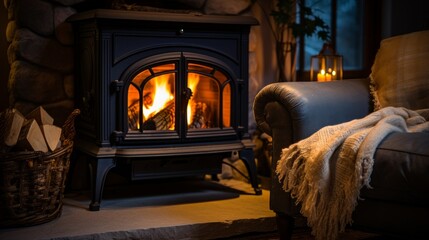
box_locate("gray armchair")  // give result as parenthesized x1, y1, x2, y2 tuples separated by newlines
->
(253, 78, 429, 239)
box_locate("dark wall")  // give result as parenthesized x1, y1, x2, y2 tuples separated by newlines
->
(381, 0, 429, 39)
(0, 5, 9, 112)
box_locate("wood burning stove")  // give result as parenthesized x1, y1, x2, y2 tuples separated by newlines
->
(69, 9, 260, 211)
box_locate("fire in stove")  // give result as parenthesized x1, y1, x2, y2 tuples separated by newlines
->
(127, 63, 231, 131)
(186, 73, 203, 128)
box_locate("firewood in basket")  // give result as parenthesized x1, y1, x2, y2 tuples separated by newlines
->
(26, 106, 54, 125)
(15, 119, 48, 153)
(0, 108, 25, 149)
(40, 124, 62, 151)
(142, 101, 175, 130)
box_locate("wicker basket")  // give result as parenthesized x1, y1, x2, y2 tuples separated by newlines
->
(0, 109, 80, 227)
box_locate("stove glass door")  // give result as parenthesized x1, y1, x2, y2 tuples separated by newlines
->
(128, 63, 176, 131)
(126, 59, 232, 135)
(187, 63, 231, 129)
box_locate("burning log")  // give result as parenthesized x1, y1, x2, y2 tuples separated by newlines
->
(189, 102, 209, 129)
(142, 101, 175, 130)
(143, 92, 153, 109)
(128, 99, 140, 130)
(128, 92, 155, 130)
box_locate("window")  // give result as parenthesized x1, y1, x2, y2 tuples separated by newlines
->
(297, 0, 380, 80)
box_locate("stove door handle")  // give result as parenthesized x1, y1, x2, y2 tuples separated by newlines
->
(182, 87, 193, 101)
(181, 87, 193, 114)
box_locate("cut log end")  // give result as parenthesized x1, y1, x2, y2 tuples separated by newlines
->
(16, 119, 48, 153)
(1, 108, 67, 154)
(41, 124, 62, 152)
(1, 108, 25, 147)
(26, 106, 54, 126)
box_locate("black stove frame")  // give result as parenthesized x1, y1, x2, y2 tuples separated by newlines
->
(70, 9, 260, 211)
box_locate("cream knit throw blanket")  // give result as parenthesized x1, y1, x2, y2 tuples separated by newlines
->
(276, 107, 429, 240)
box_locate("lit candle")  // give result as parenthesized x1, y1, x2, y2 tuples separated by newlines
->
(325, 73, 332, 81)
(317, 69, 326, 82)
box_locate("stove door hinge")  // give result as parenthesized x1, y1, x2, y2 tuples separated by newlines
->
(111, 130, 124, 144)
(111, 80, 124, 92)
(237, 78, 244, 87)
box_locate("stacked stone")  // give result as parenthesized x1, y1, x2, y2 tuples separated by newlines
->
(247, 1, 279, 131)
(4, 0, 83, 124)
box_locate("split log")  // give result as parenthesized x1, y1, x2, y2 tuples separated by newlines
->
(189, 102, 209, 129)
(128, 99, 140, 130)
(0, 108, 25, 149)
(143, 92, 153, 109)
(26, 106, 54, 125)
(142, 101, 175, 130)
(16, 119, 48, 153)
(41, 124, 62, 151)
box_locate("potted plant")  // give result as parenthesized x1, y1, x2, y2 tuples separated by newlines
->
(255, 0, 330, 82)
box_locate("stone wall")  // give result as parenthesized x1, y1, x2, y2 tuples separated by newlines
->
(3, 0, 270, 128)
(5, 0, 83, 124)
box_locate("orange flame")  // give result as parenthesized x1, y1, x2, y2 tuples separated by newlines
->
(187, 73, 200, 125)
(143, 74, 174, 121)
(129, 73, 203, 130)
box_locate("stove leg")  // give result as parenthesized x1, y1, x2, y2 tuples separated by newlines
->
(239, 148, 262, 195)
(88, 157, 116, 211)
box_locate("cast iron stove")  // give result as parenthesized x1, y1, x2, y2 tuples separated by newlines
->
(69, 9, 260, 211)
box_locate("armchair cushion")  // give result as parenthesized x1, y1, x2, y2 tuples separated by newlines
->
(370, 30, 429, 111)
(360, 132, 429, 205)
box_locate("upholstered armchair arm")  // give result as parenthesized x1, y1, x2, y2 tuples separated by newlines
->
(253, 78, 373, 143)
(253, 78, 373, 215)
